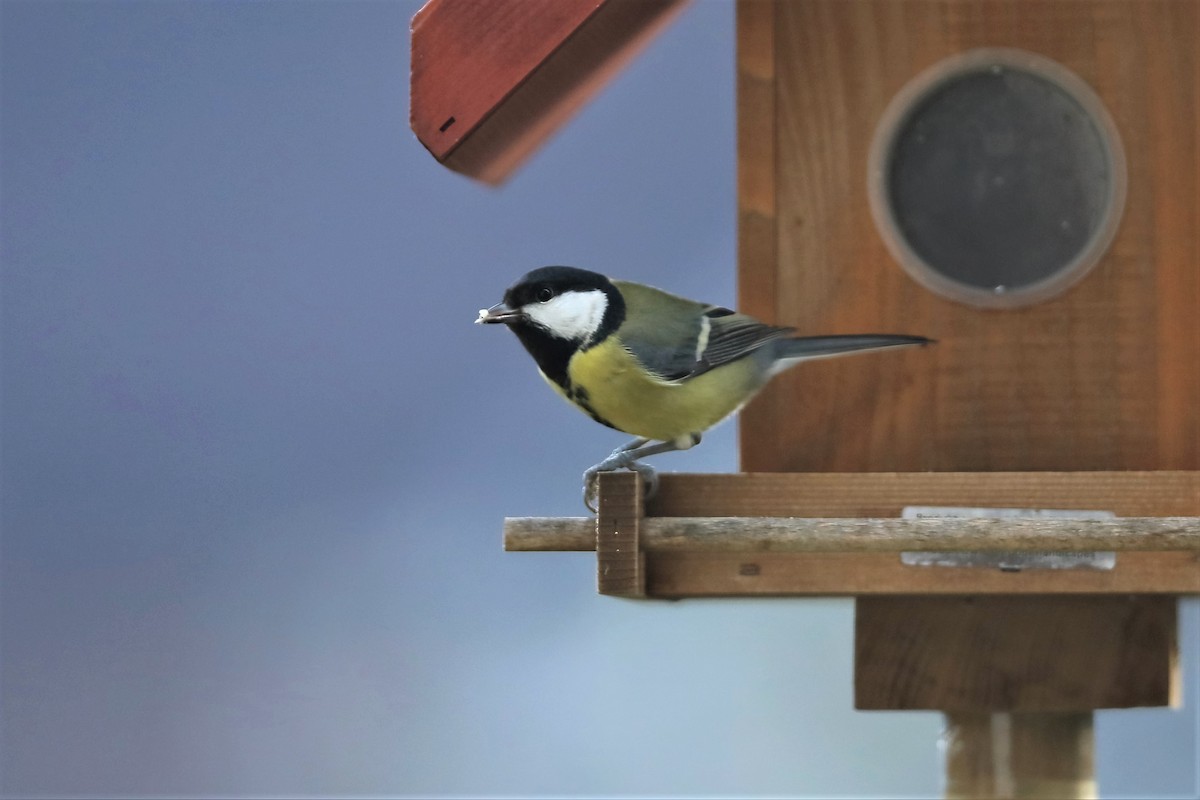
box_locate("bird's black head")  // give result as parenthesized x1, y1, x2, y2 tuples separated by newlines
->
(478, 266, 625, 344)
(476, 266, 626, 389)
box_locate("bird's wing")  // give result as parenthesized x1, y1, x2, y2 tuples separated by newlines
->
(612, 281, 793, 382)
(691, 307, 794, 378)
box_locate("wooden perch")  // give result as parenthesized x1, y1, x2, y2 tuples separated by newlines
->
(505, 515, 1200, 553)
(504, 472, 1200, 597)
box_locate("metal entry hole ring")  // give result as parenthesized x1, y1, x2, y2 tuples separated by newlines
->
(868, 48, 1127, 310)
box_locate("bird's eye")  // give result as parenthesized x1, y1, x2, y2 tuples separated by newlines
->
(536, 287, 554, 303)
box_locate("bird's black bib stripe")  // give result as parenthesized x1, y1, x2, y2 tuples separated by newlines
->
(565, 384, 619, 431)
(510, 325, 575, 391)
(509, 324, 620, 431)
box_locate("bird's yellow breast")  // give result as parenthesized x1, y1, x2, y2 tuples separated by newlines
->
(555, 337, 763, 441)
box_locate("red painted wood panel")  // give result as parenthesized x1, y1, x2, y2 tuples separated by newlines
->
(410, 0, 687, 183)
(411, 0, 602, 159)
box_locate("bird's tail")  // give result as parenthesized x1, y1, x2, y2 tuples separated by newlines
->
(768, 334, 932, 376)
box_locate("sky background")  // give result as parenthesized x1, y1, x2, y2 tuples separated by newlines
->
(2, 1, 1196, 797)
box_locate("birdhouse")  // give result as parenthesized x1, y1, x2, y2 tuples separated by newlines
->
(730, 5, 1199, 792)
(413, 1, 1199, 796)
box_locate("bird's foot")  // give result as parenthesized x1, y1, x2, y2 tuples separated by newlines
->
(582, 456, 659, 513)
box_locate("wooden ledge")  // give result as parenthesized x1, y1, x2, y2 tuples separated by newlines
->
(504, 471, 1200, 597)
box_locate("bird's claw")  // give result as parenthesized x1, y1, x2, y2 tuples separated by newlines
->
(582, 459, 659, 513)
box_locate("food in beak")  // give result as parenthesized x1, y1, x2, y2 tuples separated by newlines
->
(475, 304, 520, 325)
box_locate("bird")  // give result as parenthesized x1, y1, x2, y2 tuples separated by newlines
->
(477, 266, 932, 510)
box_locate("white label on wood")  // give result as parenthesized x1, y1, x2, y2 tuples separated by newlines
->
(900, 506, 1117, 571)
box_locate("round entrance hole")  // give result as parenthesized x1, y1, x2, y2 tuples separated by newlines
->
(868, 49, 1126, 309)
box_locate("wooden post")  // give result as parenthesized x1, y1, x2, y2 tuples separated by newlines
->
(943, 713, 1095, 799)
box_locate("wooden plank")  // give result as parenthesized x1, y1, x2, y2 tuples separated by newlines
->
(736, 0, 777, 309)
(646, 471, 1200, 518)
(595, 471, 645, 597)
(743, 0, 1199, 474)
(506, 515, 1200, 553)
(736, 0, 785, 454)
(410, 0, 688, 183)
(854, 595, 1179, 711)
(943, 713, 1096, 799)
(736, 0, 775, 230)
(644, 551, 1200, 596)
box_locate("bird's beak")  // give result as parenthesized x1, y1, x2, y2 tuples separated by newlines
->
(475, 302, 522, 325)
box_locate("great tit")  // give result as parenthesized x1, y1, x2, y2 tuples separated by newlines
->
(477, 266, 931, 509)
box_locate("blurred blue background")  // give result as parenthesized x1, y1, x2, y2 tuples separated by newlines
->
(1, 1, 1195, 797)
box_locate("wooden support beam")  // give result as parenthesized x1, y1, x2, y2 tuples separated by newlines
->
(855, 595, 1179, 711)
(595, 471, 645, 597)
(410, 0, 688, 183)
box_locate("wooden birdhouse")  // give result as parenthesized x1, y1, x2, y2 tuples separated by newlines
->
(413, 1, 1200, 796)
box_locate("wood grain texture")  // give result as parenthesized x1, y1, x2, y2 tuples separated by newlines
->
(410, 0, 687, 183)
(645, 471, 1200, 518)
(854, 595, 1179, 711)
(737, 0, 778, 359)
(738, 0, 1200, 474)
(507, 515, 1200, 553)
(644, 551, 1199, 596)
(595, 471, 645, 597)
(943, 713, 1096, 799)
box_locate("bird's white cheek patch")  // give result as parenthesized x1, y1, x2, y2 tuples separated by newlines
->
(524, 290, 608, 342)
